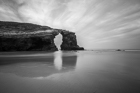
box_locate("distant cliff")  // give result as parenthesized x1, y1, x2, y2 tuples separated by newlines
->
(0, 21, 84, 51)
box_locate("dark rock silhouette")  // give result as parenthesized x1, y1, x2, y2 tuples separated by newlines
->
(0, 21, 84, 51)
(59, 30, 84, 50)
(116, 49, 125, 51)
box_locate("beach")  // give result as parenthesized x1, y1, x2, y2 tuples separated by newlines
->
(0, 50, 140, 93)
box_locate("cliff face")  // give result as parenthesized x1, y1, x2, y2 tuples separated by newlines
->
(0, 21, 84, 51)
(0, 21, 59, 51)
(59, 30, 84, 50)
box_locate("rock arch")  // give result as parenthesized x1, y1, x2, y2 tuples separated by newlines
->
(0, 21, 84, 51)
(58, 30, 84, 50)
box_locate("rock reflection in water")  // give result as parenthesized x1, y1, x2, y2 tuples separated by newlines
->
(54, 51, 77, 71)
(54, 51, 63, 70)
(0, 51, 77, 78)
(0, 51, 140, 93)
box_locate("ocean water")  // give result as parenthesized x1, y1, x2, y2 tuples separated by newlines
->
(0, 50, 140, 93)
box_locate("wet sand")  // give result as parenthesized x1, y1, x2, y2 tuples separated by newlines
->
(0, 51, 140, 93)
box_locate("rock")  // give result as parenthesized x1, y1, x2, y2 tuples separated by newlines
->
(0, 21, 59, 51)
(116, 49, 125, 51)
(58, 30, 84, 51)
(0, 21, 84, 51)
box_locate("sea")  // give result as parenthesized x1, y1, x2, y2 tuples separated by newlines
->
(0, 50, 140, 93)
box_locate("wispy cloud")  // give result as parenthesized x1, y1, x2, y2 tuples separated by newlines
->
(0, 0, 140, 49)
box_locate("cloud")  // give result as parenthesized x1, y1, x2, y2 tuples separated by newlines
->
(0, 0, 140, 49)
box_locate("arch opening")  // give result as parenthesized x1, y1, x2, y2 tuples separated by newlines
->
(54, 33, 63, 50)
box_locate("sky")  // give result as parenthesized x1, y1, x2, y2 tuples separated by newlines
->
(0, 0, 140, 49)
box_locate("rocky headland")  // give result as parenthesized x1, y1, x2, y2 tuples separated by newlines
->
(0, 21, 84, 51)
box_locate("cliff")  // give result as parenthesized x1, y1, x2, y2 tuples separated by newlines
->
(0, 21, 84, 51)
(59, 30, 84, 50)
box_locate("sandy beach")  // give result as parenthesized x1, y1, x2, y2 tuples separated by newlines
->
(0, 51, 140, 93)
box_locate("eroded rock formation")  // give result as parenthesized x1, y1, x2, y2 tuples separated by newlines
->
(59, 30, 84, 50)
(0, 21, 84, 51)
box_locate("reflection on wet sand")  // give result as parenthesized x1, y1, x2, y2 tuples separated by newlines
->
(0, 51, 140, 93)
(54, 51, 63, 70)
(0, 51, 77, 78)
(54, 51, 77, 71)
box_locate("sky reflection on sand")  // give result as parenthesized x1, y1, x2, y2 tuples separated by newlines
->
(0, 51, 77, 78)
(0, 51, 140, 93)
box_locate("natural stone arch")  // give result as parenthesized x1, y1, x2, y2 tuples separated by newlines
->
(59, 30, 84, 50)
(54, 30, 84, 51)
(0, 21, 84, 51)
